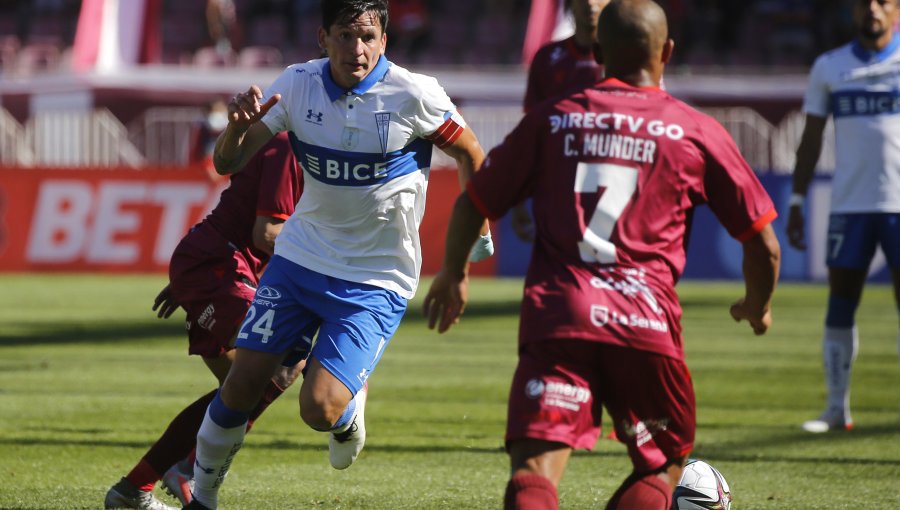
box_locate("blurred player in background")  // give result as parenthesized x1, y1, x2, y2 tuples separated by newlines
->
(424, 1, 781, 508)
(788, 0, 900, 434)
(513, 0, 610, 242)
(184, 1, 492, 508)
(104, 132, 304, 510)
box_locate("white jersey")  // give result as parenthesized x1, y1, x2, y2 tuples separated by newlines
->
(261, 57, 466, 298)
(803, 36, 900, 213)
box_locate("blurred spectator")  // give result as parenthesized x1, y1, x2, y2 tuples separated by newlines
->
(389, 0, 430, 63)
(812, 0, 855, 55)
(190, 98, 230, 181)
(243, 0, 315, 45)
(14, 0, 77, 45)
(714, 0, 749, 65)
(207, 0, 241, 54)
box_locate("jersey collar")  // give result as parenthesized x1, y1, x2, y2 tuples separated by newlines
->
(322, 55, 391, 102)
(851, 33, 900, 63)
(601, 77, 663, 93)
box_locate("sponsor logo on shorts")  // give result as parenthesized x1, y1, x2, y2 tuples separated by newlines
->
(198, 303, 216, 331)
(525, 378, 545, 399)
(257, 286, 282, 299)
(621, 418, 670, 447)
(529, 380, 591, 412)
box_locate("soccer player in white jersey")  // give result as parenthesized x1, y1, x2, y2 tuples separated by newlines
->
(788, 0, 900, 433)
(182, 1, 492, 508)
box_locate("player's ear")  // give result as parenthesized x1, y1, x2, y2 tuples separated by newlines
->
(317, 26, 327, 54)
(661, 39, 674, 65)
(381, 32, 387, 54)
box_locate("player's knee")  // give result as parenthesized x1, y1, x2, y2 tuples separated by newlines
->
(825, 294, 859, 328)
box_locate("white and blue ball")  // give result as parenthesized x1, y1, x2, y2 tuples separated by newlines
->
(671, 459, 732, 510)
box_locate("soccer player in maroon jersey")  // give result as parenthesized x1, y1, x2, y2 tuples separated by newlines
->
(423, 1, 781, 509)
(513, 0, 610, 241)
(104, 132, 305, 510)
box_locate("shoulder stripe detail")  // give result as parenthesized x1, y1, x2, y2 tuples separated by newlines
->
(736, 208, 778, 242)
(426, 117, 464, 149)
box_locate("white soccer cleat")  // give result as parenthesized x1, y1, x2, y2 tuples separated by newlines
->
(802, 408, 853, 433)
(104, 478, 179, 510)
(161, 458, 194, 506)
(329, 385, 367, 470)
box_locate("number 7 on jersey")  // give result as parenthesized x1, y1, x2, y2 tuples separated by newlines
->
(575, 162, 638, 264)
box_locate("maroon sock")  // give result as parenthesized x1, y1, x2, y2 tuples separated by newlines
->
(606, 473, 671, 510)
(124, 460, 159, 492)
(136, 388, 218, 481)
(504, 474, 558, 510)
(245, 379, 287, 431)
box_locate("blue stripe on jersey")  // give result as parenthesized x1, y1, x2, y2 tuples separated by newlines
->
(831, 89, 900, 118)
(289, 133, 433, 187)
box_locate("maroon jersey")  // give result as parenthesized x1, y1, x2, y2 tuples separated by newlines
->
(524, 36, 604, 113)
(468, 78, 776, 360)
(200, 131, 303, 275)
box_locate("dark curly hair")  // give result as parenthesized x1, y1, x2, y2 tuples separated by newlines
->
(322, 0, 389, 33)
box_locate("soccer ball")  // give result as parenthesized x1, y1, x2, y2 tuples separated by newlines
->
(671, 459, 732, 510)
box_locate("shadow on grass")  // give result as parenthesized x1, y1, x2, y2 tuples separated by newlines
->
(691, 421, 900, 467)
(0, 321, 183, 347)
(2, 300, 522, 346)
(401, 299, 522, 324)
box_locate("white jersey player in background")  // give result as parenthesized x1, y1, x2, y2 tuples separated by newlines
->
(788, 0, 900, 433)
(182, 1, 492, 508)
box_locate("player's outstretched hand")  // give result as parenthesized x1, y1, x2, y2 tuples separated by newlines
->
(423, 270, 469, 334)
(152, 283, 180, 319)
(729, 297, 771, 336)
(227, 86, 280, 131)
(786, 205, 806, 251)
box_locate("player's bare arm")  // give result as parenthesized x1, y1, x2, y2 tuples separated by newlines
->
(439, 128, 490, 237)
(423, 193, 486, 333)
(730, 224, 781, 335)
(252, 215, 287, 256)
(787, 114, 827, 250)
(152, 283, 180, 319)
(213, 85, 279, 175)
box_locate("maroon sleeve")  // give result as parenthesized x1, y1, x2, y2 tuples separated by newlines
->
(256, 134, 300, 220)
(523, 46, 548, 113)
(467, 111, 542, 220)
(698, 114, 777, 241)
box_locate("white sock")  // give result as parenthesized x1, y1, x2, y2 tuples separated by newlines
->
(822, 326, 858, 416)
(192, 408, 247, 509)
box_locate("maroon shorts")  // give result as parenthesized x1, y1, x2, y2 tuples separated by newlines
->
(506, 340, 695, 472)
(168, 227, 259, 358)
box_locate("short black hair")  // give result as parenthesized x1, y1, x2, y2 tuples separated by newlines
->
(322, 0, 389, 33)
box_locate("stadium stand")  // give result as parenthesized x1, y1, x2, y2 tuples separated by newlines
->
(0, 0, 845, 170)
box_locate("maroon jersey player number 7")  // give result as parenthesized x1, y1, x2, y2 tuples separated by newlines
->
(471, 78, 777, 360)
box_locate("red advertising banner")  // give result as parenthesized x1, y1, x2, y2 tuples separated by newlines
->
(0, 166, 495, 276)
(0, 166, 226, 272)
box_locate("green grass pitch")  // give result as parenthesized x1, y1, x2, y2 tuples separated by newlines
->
(0, 274, 898, 509)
